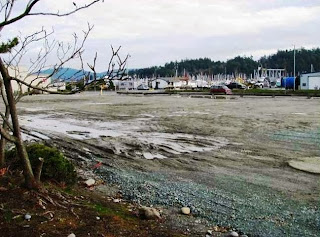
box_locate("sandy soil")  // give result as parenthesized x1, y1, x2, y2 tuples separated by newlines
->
(17, 92, 320, 236)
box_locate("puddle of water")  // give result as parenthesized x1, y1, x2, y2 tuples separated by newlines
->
(170, 111, 210, 117)
(143, 152, 167, 160)
(193, 111, 210, 115)
(22, 131, 50, 141)
(139, 114, 156, 118)
(291, 113, 307, 116)
(87, 102, 114, 105)
(22, 107, 52, 112)
(20, 115, 125, 139)
(21, 114, 229, 158)
(29, 131, 50, 140)
(22, 133, 39, 141)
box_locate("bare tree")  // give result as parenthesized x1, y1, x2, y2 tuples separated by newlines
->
(0, 0, 128, 189)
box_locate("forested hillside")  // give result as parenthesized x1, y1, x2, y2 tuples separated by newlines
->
(130, 48, 320, 78)
(260, 48, 320, 75)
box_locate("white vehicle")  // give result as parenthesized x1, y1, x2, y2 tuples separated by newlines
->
(137, 84, 149, 90)
(254, 79, 270, 88)
(254, 82, 264, 88)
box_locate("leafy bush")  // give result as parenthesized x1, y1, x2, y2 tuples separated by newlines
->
(7, 143, 77, 185)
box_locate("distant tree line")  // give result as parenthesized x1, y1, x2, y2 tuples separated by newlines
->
(260, 48, 320, 76)
(130, 48, 320, 78)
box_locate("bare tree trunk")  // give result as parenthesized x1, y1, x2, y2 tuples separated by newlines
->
(0, 138, 6, 167)
(0, 106, 10, 167)
(0, 58, 38, 189)
(0, 137, 6, 167)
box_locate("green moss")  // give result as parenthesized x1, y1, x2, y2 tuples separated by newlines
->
(92, 203, 136, 221)
(6, 143, 77, 185)
(27, 144, 77, 184)
(93, 203, 113, 215)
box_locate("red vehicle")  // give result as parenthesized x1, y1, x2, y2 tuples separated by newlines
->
(210, 85, 232, 95)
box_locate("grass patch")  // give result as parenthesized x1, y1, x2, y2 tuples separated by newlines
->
(91, 203, 136, 221)
(165, 89, 210, 93)
(233, 89, 320, 96)
(165, 88, 320, 96)
(3, 210, 14, 223)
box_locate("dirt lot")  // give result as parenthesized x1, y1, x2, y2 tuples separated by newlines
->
(17, 92, 320, 236)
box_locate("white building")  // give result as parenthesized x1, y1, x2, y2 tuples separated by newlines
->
(118, 80, 136, 90)
(163, 77, 188, 89)
(8, 66, 52, 94)
(150, 78, 168, 89)
(300, 72, 320, 90)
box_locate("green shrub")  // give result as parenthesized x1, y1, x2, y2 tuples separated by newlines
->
(7, 143, 77, 185)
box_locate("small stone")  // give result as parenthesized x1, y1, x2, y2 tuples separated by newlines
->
(96, 216, 100, 220)
(240, 235, 248, 237)
(226, 231, 239, 237)
(24, 214, 31, 221)
(139, 206, 161, 220)
(0, 187, 8, 191)
(68, 234, 76, 237)
(181, 207, 191, 215)
(206, 229, 213, 235)
(113, 198, 121, 203)
(84, 179, 95, 187)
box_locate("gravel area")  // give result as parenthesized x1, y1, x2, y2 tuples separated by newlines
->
(17, 92, 320, 236)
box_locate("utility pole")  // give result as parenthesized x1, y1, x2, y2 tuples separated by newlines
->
(175, 62, 178, 77)
(293, 45, 296, 91)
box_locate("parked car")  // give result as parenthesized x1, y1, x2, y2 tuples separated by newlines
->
(210, 85, 232, 95)
(254, 82, 264, 88)
(254, 80, 270, 88)
(226, 82, 247, 89)
(137, 84, 149, 90)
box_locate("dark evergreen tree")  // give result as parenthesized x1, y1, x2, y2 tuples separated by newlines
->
(130, 48, 320, 77)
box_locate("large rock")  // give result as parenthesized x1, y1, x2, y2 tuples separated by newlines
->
(226, 231, 239, 237)
(139, 206, 161, 220)
(181, 207, 191, 215)
(84, 178, 95, 187)
(288, 157, 320, 174)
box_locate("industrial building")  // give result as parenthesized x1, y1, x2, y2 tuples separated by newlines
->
(300, 72, 320, 90)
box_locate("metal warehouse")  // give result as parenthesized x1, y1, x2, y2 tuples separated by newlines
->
(300, 72, 320, 90)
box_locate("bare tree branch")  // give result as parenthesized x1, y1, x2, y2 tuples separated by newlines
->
(0, 0, 40, 30)
(29, 0, 101, 17)
(0, 0, 101, 30)
(0, 125, 16, 143)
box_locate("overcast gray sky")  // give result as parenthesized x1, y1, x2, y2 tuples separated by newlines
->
(3, 0, 320, 70)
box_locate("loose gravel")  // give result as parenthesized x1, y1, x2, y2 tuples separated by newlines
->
(97, 166, 320, 237)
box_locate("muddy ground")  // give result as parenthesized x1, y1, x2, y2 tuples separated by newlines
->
(17, 92, 320, 236)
